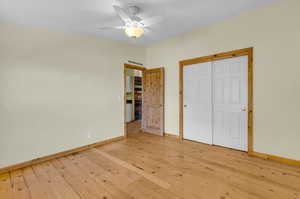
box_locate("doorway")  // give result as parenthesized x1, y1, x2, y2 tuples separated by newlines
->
(179, 48, 253, 152)
(124, 64, 145, 136)
(124, 64, 165, 137)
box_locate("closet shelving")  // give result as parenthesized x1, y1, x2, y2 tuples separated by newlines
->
(134, 76, 142, 120)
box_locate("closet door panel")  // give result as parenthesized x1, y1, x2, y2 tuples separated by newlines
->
(183, 62, 212, 144)
(212, 56, 248, 151)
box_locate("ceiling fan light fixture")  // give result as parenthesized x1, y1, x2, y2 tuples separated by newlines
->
(124, 26, 144, 38)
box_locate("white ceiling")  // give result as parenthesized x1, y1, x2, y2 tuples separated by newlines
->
(0, 0, 277, 46)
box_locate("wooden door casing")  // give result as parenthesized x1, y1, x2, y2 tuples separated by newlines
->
(142, 68, 164, 136)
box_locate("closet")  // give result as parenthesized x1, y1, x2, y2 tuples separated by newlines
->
(183, 55, 248, 151)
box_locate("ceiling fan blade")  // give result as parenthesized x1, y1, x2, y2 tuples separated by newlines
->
(131, 15, 142, 22)
(144, 27, 157, 36)
(114, 0, 128, 8)
(143, 28, 159, 42)
(98, 26, 125, 30)
(140, 16, 163, 27)
(113, 5, 132, 24)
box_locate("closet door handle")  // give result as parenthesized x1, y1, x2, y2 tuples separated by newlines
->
(184, 105, 188, 108)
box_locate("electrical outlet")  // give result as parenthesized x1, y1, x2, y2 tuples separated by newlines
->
(87, 132, 91, 139)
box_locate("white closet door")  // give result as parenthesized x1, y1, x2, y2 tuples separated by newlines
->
(212, 56, 248, 151)
(183, 62, 212, 144)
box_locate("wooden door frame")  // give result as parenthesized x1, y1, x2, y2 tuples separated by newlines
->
(179, 47, 253, 153)
(124, 64, 146, 137)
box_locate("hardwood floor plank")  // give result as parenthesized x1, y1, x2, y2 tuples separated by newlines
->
(51, 157, 116, 199)
(72, 152, 181, 199)
(82, 150, 182, 199)
(10, 170, 31, 199)
(126, 178, 179, 199)
(67, 154, 134, 199)
(30, 165, 63, 199)
(32, 162, 81, 199)
(82, 150, 142, 187)
(98, 142, 185, 190)
(0, 173, 13, 199)
(22, 167, 49, 199)
(76, 151, 164, 199)
(93, 148, 171, 189)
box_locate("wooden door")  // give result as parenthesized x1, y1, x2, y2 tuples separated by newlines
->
(183, 62, 213, 144)
(212, 56, 248, 151)
(142, 68, 164, 136)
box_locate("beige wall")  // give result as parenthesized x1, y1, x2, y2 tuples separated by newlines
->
(146, 0, 300, 160)
(0, 23, 145, 168)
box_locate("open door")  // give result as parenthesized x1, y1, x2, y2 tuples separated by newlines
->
(142, 68, 165, 136)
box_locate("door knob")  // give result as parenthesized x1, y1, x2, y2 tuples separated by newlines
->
(241, 108, 247, 111)
(184, 105, 187, 108)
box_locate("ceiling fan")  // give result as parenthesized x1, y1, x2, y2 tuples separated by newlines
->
(99, 3, 162, 39)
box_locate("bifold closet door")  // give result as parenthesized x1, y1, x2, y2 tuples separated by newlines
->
(212, 56, 248, 151)
(183, 62, 212, 144)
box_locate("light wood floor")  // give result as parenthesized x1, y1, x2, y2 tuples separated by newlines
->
(1, 128, 300, 198)
(126, 120, 142, 135)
